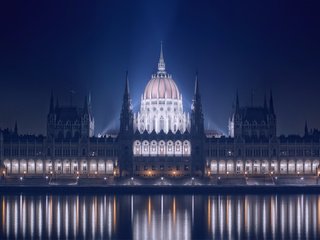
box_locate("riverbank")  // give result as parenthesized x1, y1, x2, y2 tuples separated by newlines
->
(1, 175, 320, 194)
(1, 184, 320, 194)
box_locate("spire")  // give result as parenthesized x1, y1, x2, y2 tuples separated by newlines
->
(124, 70, 129, 96)
(55, 97, 59, 111)
(120, 71, 133, 135)
(264, 92, 268, 109)
(194, 71, 199, 96)
(49, 90, 54, 113)
(14, 121, 18, 135)
(236, 90, 240, 111)
(191, 71, 204, 136)
(83, 95, 89, 114)
(304, 121, 309, 136)
(269, 90, 275, 114)
(158, 41, 166, 72)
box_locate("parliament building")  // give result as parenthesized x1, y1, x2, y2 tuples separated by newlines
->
(1, 45, 320, 179)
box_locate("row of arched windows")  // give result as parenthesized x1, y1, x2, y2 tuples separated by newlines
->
(133, 140, 191, 156)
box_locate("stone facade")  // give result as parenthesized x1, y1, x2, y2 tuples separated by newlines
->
(1, 46, 320, 178)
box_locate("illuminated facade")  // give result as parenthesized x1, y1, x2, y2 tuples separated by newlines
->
(0, 45, 320, 179)
(133, 44, 190, 134)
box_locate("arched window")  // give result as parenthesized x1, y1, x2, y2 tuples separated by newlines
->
(167, 141, 174, 156)
(159, 140, 166, 156)
(142, 141, 150, 156)
(183, 140, 191, 156)
(160, 117, 164, 131)
(133, 140, 142, 156)
(175, 141, 182, 156)
(150, 140, 157, 156)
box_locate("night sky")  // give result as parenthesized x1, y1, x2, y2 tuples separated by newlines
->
(0, 0, 319, 136)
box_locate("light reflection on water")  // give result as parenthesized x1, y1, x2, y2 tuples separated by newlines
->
(0, 194, 320, 239)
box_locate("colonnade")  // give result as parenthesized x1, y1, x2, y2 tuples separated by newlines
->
(3, 159, 116, 175)
(209, 159, 320, 175)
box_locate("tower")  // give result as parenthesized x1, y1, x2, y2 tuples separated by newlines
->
(190, 72, 205, 176)
(81, 95, 94, 138)
(269, 90, 277, 138)
(47, 91, 56, 139)
(191, 72, 204, 136)
(118, 72, 134, 176)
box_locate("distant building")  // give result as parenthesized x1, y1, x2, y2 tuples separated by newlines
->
(1, 45, 320, 178)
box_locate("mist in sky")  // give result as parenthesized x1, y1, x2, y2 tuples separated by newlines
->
(0, 0, 319, 136)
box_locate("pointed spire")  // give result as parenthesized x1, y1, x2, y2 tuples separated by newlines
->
(124, 70, 130, 96)
(88, 92, 92, 105)
(304, 121, 309, 136)
(158, 41, 166, 72)
(264, 92, 268, 109)
(84, 95, 89, 114)
(49, 90, 54, 113)
(269, 90, 275, 114)
(236, 90, 240, 111)
(194, 71, 199, 96)
(14, 121, 18, 135)
(55, 98, 59, 111)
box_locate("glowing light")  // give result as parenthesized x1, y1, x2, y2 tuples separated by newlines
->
(131, 177, 134, 181)
(161, 177, 164, 181)
(20, 177, 23, 181)
(45, 176, 48, 179)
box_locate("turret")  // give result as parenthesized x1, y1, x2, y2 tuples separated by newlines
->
(14, 121, 18, 135)
(119, 71, 133, 135)
(118, 71, 134, 177)
(190, 72, 205, 176)
(191, 72, 204, 136)
(304, 121, 309, 137)
(157, 41, 166, 73)
(49, 91, 54, 114)
(269, 90, 275, 115)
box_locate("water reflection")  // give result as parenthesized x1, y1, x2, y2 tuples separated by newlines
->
(0, 194, 320, 239)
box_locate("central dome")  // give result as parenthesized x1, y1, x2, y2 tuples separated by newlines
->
(134, 43, 190, 134)
(143, 43, 180, 100)
(143, 75, 180, 100)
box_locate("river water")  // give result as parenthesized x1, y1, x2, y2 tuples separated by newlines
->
(0, 193, 319, 239)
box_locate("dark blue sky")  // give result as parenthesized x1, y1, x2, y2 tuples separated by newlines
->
(0, 0, 319, 135)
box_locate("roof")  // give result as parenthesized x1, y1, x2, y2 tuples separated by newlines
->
(55, 107, 83, 122)
(238, 107, 269, 123)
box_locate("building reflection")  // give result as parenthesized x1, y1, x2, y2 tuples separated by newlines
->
(0, 194, 320, 239)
